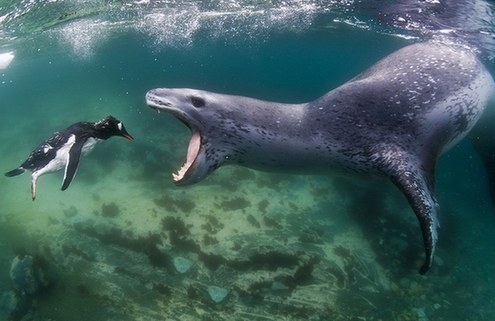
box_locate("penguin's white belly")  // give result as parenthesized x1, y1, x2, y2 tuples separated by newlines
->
(33, 135, 76, 178)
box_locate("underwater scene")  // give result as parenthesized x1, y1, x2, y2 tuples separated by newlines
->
(1, 1, 495, 320)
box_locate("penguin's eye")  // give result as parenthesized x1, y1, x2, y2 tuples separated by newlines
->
(190, 96, 205, 108)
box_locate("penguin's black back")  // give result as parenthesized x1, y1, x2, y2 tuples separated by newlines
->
(20, 122, 95, 171)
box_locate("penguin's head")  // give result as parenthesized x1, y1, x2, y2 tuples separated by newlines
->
(95, 116, 134, 140)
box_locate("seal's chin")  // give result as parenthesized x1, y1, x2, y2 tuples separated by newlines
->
(173, 129, 201, 184)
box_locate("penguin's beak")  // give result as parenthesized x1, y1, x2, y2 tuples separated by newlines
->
(123, 133, 134, 140)
(121, 126, 134, 141)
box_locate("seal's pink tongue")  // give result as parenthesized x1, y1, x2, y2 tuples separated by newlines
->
(173, 130, 200, 182)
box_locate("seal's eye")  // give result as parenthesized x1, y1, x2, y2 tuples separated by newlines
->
(191, 96, 205, 108)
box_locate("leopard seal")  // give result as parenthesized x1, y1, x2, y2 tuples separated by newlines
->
(146, 41, 495, 274)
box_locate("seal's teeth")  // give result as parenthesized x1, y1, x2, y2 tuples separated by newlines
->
(172, 163, 188, 182)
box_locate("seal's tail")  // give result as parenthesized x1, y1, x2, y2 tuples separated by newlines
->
(5, 167, 25, 177)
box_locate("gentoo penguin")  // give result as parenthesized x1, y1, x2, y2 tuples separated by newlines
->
(5, 115, 133, 200)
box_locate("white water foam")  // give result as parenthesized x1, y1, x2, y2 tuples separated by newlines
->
(56, 19, 113, 59)
(136, 5, 201, 48)
(53, 0, 326, 57)
(0, 52, 15, 69)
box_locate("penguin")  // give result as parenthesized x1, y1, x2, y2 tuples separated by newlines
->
(5, 115, 133, 200)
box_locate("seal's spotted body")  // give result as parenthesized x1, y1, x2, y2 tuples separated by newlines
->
(146, 42, 495, 274)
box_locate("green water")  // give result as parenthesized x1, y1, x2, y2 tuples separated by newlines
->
(1, 1, 495, 320)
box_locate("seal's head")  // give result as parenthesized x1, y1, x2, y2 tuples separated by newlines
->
(146, 88, 233, 185)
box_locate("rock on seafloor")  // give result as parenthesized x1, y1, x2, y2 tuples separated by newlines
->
(9, 254, 52, 295)
(207, 286, 229, 304)
(2, 253, 54, 320)
(173, 256, 193, 274)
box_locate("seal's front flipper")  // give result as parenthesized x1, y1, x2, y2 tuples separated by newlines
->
(381, 151, 440, 274)
(61, 139, 85, 191)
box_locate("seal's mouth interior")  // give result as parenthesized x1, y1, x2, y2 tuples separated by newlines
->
(173, 127, 201, 183)
(146, 90, 202, 184)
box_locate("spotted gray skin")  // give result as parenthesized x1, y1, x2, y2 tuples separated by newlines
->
(146, 42, 495, 274)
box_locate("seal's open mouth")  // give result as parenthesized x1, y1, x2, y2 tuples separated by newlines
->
(146, 90, 203, 185)
(173, 129, 200, 183)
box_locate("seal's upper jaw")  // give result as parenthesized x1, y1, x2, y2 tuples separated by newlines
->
(146, 89, 180, 114)
(145, 88, 209, 185)
(146, 88, 204, 125)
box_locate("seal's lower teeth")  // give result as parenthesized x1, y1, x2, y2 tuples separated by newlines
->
(172, 163, 188, 182)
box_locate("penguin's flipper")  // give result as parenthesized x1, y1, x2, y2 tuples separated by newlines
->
(61, 139, 85, 191)
(5, 167, 25, 177)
